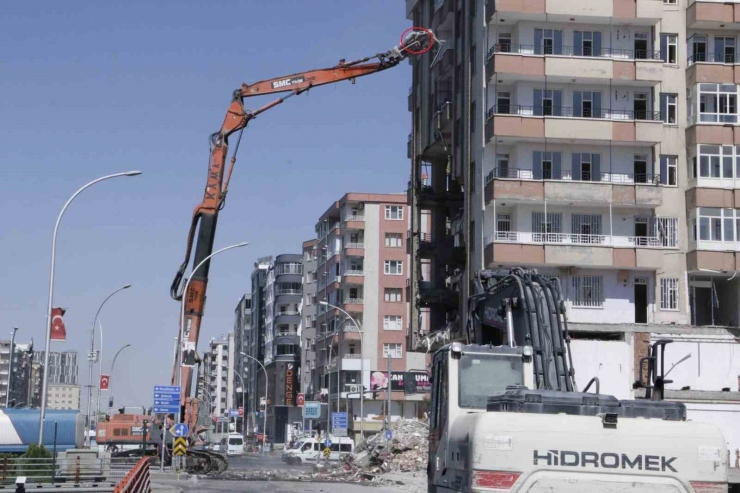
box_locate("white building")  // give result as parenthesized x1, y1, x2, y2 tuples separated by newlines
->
(46, 383, 80, 410)
(206, 334, 234, 418)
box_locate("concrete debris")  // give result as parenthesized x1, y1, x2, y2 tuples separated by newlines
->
(350, 419, 429, 474)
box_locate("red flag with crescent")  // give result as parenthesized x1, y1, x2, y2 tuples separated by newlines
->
(100, 374, 110, 391)
(50, 307, 67, 341)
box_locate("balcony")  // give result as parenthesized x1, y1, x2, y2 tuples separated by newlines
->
(344, 242, 365, 257)
(342, 270, 364, 285)
(487, 0, 662, 24)
(418, 183, 464, 207)
(485, 167, 663, 206)
(687, 0, 740, 30)
(344, 215, 365, 230)
(487, 45, 663, 84)
(486, 105, 663, 145)
(487, 232, 673, 249)
(343, 298, 364, 314)
(687, 54, 740, 86)
(435, 101, 453, 132)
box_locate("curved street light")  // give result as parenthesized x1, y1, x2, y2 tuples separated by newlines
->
(319, 301, 366, 438)
(107, 343, 132, 414)
(39, 170, 142, 445)
(177, 243, 250, 408)
(86, 285, 131, 445)
(240, 352, 267, 456)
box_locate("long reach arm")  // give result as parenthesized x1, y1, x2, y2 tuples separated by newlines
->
(169, 32, 436, 418)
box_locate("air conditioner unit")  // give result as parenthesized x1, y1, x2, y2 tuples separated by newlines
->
(345, 384, 361, 394)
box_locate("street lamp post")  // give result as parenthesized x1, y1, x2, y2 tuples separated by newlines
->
(86, 284, 131, 446)
(234, 372, 246, 438)
(240, 352, 267, 456)
(39, 170, 142, 445)
(177, 242, 250, 399)
(319, 301, 365, 438)
(107, 343, 132, 414)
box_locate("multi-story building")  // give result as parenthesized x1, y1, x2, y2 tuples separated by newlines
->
(205, 334, 234, 419)
(232, 293, 252, 430)
(0, 340, 35, 408)
(34, 351, 79, 385)
(246, 259, 270, 434)
(406, 0, 740, 453)
(263, 254, 302, 444)
(311, 193, 427, 439)
(301, 240, 319, 397)
(46, 383, 80, 410)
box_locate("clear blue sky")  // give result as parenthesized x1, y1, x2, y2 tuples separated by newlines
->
(0, 1, 412, 408)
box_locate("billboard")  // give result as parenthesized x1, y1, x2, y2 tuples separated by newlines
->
(369, 371, 430, 393)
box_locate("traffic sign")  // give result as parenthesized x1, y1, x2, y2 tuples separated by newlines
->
(170, 423, 188, 437)
(323, 438, 332, 448)
(385, 430, 393, 440)
(302, 401, 321, 419)
(173, 437, 187, 456)
(153, 385, 181, 414)
(154, 386, 181, 393)
(228, 409, 239, 418)
(154, 399, 179, 406)
(153, 406, 180, 414)
(331, 412, 348, 428)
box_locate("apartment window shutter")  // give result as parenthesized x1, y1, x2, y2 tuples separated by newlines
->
(554, 30, 563, 55)
(534, 29, 543, 55)
(660, 34, 668, 62)
(534, 89, 543, 116)
(573, 91, 582, 117)
(660, 94, 668, 123)
(660, 155, 668, 185)
(553, 90, 562, 116)
(594, 32, 602, 57)
(593, 92, 602, 118)
(574, 31, 582, 56)
(572, 153, 581, 181)
(553, 152, 562, 180)
(533, 151, 543, 180)
(592, 154, 601, 182)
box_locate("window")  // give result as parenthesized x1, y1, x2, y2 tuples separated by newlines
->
(385, 205, 403, 220)
(535, 29, 563, 55)
(571, 214, 603, 243)
(694, 145, 740, 181)
(572, 276, 603, 308)
(691, 83, 739, 124)
(383, 315, 403, 331)
(660, 155, 678, 186)
(574, 31, 601, 57)
(696, 208, 738, 243)
(661, 34, 678, 64)
(660, 278, 679, 311)
(383, 343, 403, 359)
(385, 233, 403, 247)
(660, 93, 677, 124)
(384, 260, 403, 275)
(498, 33, 511, 53)
(716, 36, 736, 64)
(655, 217, 679, 247)
(663, 0, 677, 4)
(384, 288, 402, 303)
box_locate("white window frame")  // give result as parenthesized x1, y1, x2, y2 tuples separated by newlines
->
(383, 315, 403, 331)
(666, 94, 677, 124)
(660, 278, 679, 311)
(693, 144, 740, 185)
(382, 343, 403, 359)
(695, 207, 737, 244)
(385, 233, 403, 247)
(384, 288, 402, 303)
(694, 83, 739, 124)
(384, 260, 403, 275)
(667, 34, 678, 64)
(665, 155, 677, 186)
(571, 276, 604, 308)
(385, 205, 404, 220)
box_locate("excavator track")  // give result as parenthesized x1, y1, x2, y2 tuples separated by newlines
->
(186, 449, 229, 475)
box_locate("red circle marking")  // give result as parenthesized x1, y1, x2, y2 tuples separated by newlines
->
(401, 27, 434, 56)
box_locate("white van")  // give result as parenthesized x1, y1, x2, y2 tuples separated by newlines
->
(282, 436, 353, 464)
(220, 433, 244, 456)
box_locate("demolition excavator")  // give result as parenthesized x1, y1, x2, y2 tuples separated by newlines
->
(425, 268, 728, 492)
(163, 30, 437, 474)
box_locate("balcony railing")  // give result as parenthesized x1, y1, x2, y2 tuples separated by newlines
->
(487, 105, 661, 122)
(489, 43, 662, 61)
(343, 354, 363, 360)
(344, 298, 364, 304)
(688, 53, 740, 65)
(486, 232, 674, 248)
(485, 167, 660, 185)
(344, 270, 364, 276)
(345, 215, 365, 222)
(274, 289, 302, 296)
(343, 325, 360, 333)
(345, 243, 365, 249)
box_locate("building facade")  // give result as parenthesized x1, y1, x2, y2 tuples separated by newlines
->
(263, 254, 303, 444)
(232, 293, 252, 431)
(0, 340, 35, 408)
(246, 259, 270, 433)
(406, 0, 740, 455)
(310, 193, 427, 438)
(34, 351, 79, 385)
(46, 383, 80, 410)
(301, 240, 319, 397)
(204, 334, 234, 419)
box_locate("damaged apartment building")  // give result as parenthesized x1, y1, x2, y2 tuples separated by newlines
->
(405, 0, 740, 452)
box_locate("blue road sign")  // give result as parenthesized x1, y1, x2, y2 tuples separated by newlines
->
(228, 409, 239, 418)
(385, 430, 393, 440)
(153, 392, 181, 398)
(154, 399, 180, 406)
(302, 401, 321, 419)
(171, 423, 188, 437)
(153, 406, 180, 414)
(154, 386, 181, 393)
(331, 412, 348, 428)
(323, 439, 332, 448)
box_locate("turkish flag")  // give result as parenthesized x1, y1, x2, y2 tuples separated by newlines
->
(297, 393, 305, 406)
(238, 407, 244, 417)
(100, 374, 110, 391)
(50, 307, 67, 341)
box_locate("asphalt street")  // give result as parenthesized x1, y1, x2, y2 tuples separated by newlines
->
(226, 453, 312, 471)
(152, 479, 402, 493)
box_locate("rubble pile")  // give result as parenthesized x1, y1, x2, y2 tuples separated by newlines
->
(352, 419, 429, 474)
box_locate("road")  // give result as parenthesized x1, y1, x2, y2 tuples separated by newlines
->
(226, 453, 312, 471)
(153, 479, 403, 493)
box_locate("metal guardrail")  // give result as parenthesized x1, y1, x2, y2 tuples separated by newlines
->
(487, 104, 662, 121)
(688, 53, 740, 64)
(489, 43, 662, 61)
(0, 457, 141, 487)
(113, 457, 150, 493)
